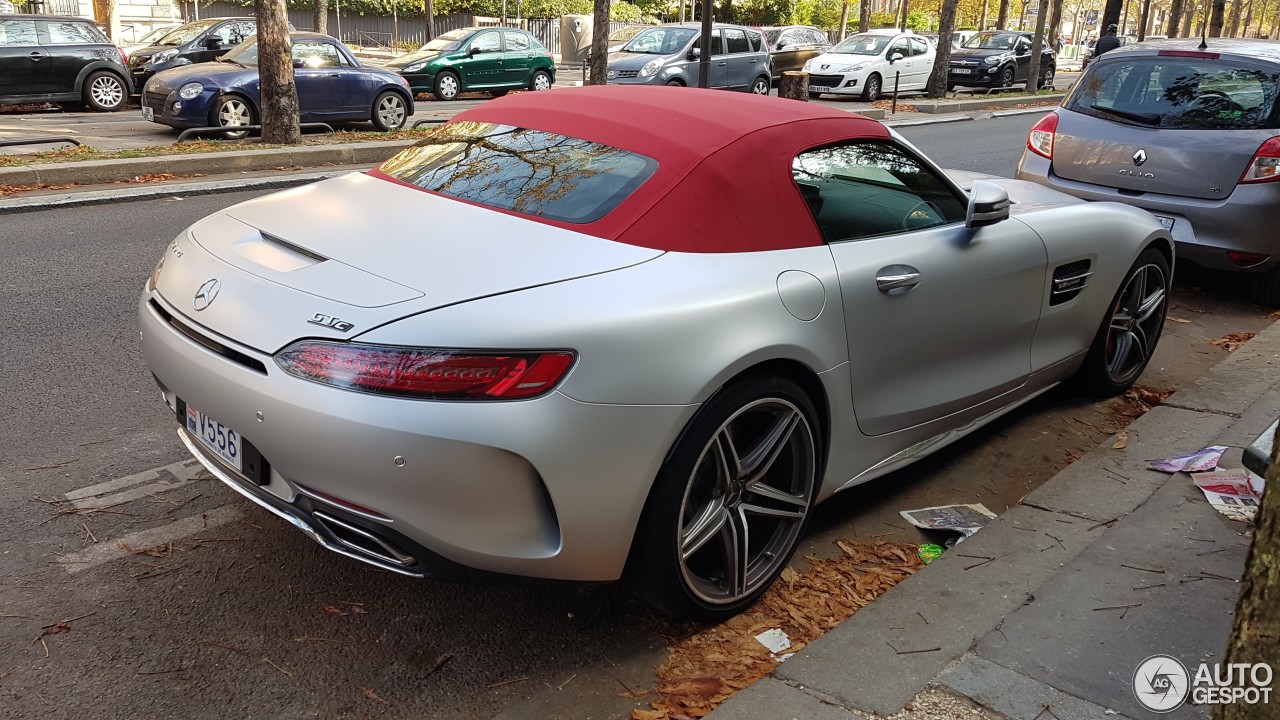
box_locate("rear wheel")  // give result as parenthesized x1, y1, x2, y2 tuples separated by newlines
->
(1041, 62, 1055, 88)
(750, 76, 770, 95)
(210, 95, 254, 139)
(626, 376, 820, 620)
(530, 69, 552, 91)
(83, 71, 126, 111)
(434, 71, 460, 101)
(1248, 267, 1280, 308)
(1073, 248, 1170, 396)
(861, 73, 882, 101)
(371, 90, 407, 131)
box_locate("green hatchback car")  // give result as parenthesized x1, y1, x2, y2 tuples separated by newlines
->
(385, 27, 556, 100)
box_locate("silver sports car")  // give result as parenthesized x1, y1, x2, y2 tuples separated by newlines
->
(139, 86, 1173, 619)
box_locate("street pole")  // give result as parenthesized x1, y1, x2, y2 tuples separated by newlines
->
(698, 0, 712, 87)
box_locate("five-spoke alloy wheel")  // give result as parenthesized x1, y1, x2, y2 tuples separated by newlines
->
(1075, 247, 1170, 396)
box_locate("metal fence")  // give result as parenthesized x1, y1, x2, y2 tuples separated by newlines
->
(10, 0, 83, 14)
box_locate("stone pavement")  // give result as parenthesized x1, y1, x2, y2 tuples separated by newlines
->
(706, 321, 1280, 719)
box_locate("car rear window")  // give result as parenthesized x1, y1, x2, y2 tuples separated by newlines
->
(379, 121, 658, 224)
(1067, 56, 1280, 129)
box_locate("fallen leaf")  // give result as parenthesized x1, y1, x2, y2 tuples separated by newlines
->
(321, 604, 349, 616)
(1166, 316, 1192, 324)
(1112, 431, 1128, 449)
(362, 687, 390, 705)
(1211, 332, 1257, 353)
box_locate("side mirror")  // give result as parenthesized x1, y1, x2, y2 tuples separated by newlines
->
(468, 45, 480, 55)
(966, 180, 1011, 229)
(776, 42, 788, 50)
(1017, 45, 1030, 55)
(203, 35, 221, 48)
(889, 52, 904, 63)
(292, 58, 306, 68)
(687, 47, 700, 61)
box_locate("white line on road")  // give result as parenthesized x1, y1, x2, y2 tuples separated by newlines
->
(57, 504, 244, 573)
(65, 458, 208, 509)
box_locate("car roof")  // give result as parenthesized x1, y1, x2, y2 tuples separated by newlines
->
(4, 14, 96, 21)
(654, 22, 763, 31)
(433, 85, 891, 252)
(1105, 36, 1280, 63)
(862, 28, 909, 35)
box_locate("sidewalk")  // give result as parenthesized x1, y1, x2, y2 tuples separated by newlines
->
(706, 321, 1280, 719)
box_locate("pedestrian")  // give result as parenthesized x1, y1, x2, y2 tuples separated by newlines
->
(1094, 23, 1122, 57)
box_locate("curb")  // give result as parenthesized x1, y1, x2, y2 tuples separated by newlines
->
(910, 93, 1065, 114)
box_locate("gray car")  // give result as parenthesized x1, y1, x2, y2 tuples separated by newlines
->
(606, 23, 772, 93)
(1017, 38, 1280, 305)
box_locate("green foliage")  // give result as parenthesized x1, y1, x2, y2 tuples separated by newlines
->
(231, 0, 650, 20)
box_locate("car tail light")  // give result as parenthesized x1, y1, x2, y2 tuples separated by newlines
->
(275, 341, 575, 400)
(1027, 113, 1057, 159)
(119, 47, 128, 65)
(1240, 137, 1280, 184)
(1157, 50, 1220, 59)
(1227, 251, 1269, 267)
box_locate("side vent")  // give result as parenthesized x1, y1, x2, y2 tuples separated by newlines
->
(1051, 260, 1092, 306)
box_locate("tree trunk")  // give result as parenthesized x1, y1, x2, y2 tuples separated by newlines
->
(92, 0, 117, 41)
(1214, 425, 1280, 720)
(1182, 0, 1197, 35)
(998, 0, 1010, 28)
(1049, 0, 1064, 48)
(779, 71, 809, 100)
(1137, 0, 1151, 38)
(1166, 0, 1185, 36)
(859, 0, 870, 32)
(313, 0, 328, 34)
(1028, 0, 1048, 91)
(838, 0, 850, 41)
(926, 0, 959, 97)
(1102, 0, 1124, 35)
(588, 0, 609, 84)
(424, 0, 435, 41)
(1211, 0, 1227, 34)
(900, 0, 910, 28)
(1228, 0, 1244, 34)
(255, 0, 300, 144)
(980, 0, 988, 29)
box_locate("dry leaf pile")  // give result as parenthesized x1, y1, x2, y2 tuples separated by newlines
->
(0, 182, 76, 196)
(1105, 385, 1173, 429)
(1211, 331, 1256, 353)
(635, 540, 923, 720)
(871, 100, 920, 112)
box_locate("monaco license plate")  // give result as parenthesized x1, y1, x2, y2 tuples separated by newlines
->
(141, 105, 154, 121)
(1154, 214, 1175, 231)
(187, 404, 242, 471)
(952, 68, 972, 74)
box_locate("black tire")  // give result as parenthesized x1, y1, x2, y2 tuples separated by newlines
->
(946, 82, 956, 91)
(861, 73, 882, 102)
(370, 90, 408, 131)
(83, 70, 127, 112)
(210, 95, 255, 139)
(1248, 267, 1280, 308)
(529, 69, 553, 91)
(999, 64, 1015, 88)
(808, 90, 823, 99)
(488, 89, 509, 97)
(1073, 248, 1170, 397)
(665, 78, 685, 87)
(626, 376, 821, 621)
(434, 71, 461, 101)
(1041, 63, 1055, 88)
(750, 76, 770, 95)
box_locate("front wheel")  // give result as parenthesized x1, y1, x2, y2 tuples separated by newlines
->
(371, 90, 407, 131)
(83, 71, 127, 112)
(750, 76, 770, 95)
(530, 69, 552, 91)
(1073, 248, 1170, 396)
(861, 73, 882, 102)
(665, 78, 685, 87)
(999, 64, 1015, 88)
(434, 71, 460, 101)
(210, 95, 255, 139)
(626, 376, 821, 620)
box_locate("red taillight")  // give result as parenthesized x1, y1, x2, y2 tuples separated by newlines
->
(1157, 50, 1220, 59)
(1240, 137, 1280, 184)
(1227, 251, 1270, 267)
(119, 47, 128, 65)
(275, 341, 575, 400)
(1027, 112, 1058, 159)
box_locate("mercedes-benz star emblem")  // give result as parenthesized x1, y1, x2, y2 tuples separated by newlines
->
(193, 278, 221, 311)
(1133, 149, 1148, 166)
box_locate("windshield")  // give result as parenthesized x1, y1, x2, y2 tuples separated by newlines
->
(422, 29, 471, 52)
(136, 25, 176, 44)
(964, 32, 1019, 49)
(1068, 57, 1280, 129)
(379, 121, 658, 224)
(220, 38, 258, 65)
(831, 33, 894, 56)
(622, 27, 698, 54)
(609, 25, 646, 43)
(155, 19, 219, 46)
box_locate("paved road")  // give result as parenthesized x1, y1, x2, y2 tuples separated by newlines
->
(1, 114, 1270, 720)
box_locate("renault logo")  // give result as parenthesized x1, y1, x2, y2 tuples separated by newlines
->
(193, 278, 220, 311)
(1132, 149, 1147, 166)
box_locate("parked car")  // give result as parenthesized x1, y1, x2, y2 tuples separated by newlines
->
(803, 29, 935, 101)
(1017, 38, 1280, 306)
(762, 24, 831, 80)
(120, 23, 180, 61)
(605, 23, 772, 93)
(0, 14, 132, 111)
(139, 85, 1173, 619)
(140, 32, 413, 137)
(948, 30, 1056, 89)
(383, 26, 555, 100)
(128, 17, 292, 91)
(607, 24, 651, 53)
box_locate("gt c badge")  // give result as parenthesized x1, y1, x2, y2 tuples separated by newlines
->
(308, 313, 355, 332)
(193, 278, 220, 311)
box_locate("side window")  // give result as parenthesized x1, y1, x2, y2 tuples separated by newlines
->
(292, 40, 343, 68)
(0, 19, 39, 46)
(777, 30, 797, 48)
(792, 141, 968, 242)
(724, 28, 749, 54)
(812, 29, 831, 45)
(748, 29, 762, 52)
(889, 39, 909, 59)
(909, 37, 929, 56)
(46, 21, 101, 44)
(505, 31, 530, 52)
(471, 31, 501, 54)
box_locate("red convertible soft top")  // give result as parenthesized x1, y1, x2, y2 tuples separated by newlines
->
(375, 85, 892, 252)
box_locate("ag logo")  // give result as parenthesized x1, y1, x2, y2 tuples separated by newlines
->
(1133, 654, 1190, 712)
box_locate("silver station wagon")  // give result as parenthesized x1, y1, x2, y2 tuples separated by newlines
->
(1017, 39, 1280, 305)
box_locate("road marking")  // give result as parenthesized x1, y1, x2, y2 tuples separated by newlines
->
(57, 505, 244, 573)
(65, 458, 209, 509)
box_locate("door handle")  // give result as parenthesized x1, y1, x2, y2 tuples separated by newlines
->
(876, 265, 921, 294)
(28, 51, 43, 60)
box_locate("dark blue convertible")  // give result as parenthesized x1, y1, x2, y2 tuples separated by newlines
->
(141, 32, 414, 137)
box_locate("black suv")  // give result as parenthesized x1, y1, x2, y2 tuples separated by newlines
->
(129, 17, 283, 91)
(0, 14, 133, 111)
(947, 30, 1056, 89)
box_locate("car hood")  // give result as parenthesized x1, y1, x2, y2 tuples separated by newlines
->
(384, 49, 445, 69)
(156, 172, 665, 353)
(145, 61, 256, 93)
(809, 51, 879, 66)
(608, 51, 671, 69)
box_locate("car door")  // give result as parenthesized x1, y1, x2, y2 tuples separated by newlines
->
(501, 30, 534, 87)
(792, 140, 1046, 436)
(1013, 35, 1032, 81)
(0, 18, 44, 97)
(885, 37, 912, 91)
(721, 27, 755, 89)
(908, 36, 934, 89)
(291, 39, 347, 120)
(459, 29, 503, 88)
(772, 28, 805, 77)
(39, 19, 105, 96)
(705, 29, 728, 88)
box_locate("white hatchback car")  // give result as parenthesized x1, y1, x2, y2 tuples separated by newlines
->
(804, 29, 936, 101)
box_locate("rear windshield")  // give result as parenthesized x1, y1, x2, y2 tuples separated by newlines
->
(378, 121, 658, 224)
(1067, 56, 1280, 129)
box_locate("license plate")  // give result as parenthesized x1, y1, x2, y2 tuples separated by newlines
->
(952, 68, 972, 74)
(187, 404, 242, 471)
(141, 105, 154, 121)
(1154, 214, 1175, 231)
(810, 85, 830, 92)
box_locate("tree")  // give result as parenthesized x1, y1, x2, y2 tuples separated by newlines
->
(1101, 0, 1124, 36)
(1210, 0, 1227, 32)
(314, 0, 328, 34)
(899, 0, 910, 27)
(926, 0, 959, 96)
(1166, 0, 1185, 36)
(589, 0, 609, 84)
(1215, 427, 1280, 720)
(1048, 0, 1064, 46)
(838, 0, 850, 40)
(997, 0, 1009, 26)
(860, 0, 871, 31)
(1227, 0, 1244, 34)
(1137, 0, 1151, 38)
(1027, 0, 1048, 90)
(92, 0, 117, 41)
(425, 0, 436, 41)
(255, 0, 300, 144)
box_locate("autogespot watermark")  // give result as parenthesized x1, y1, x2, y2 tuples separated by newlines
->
(1133, 654, 1274, 713)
